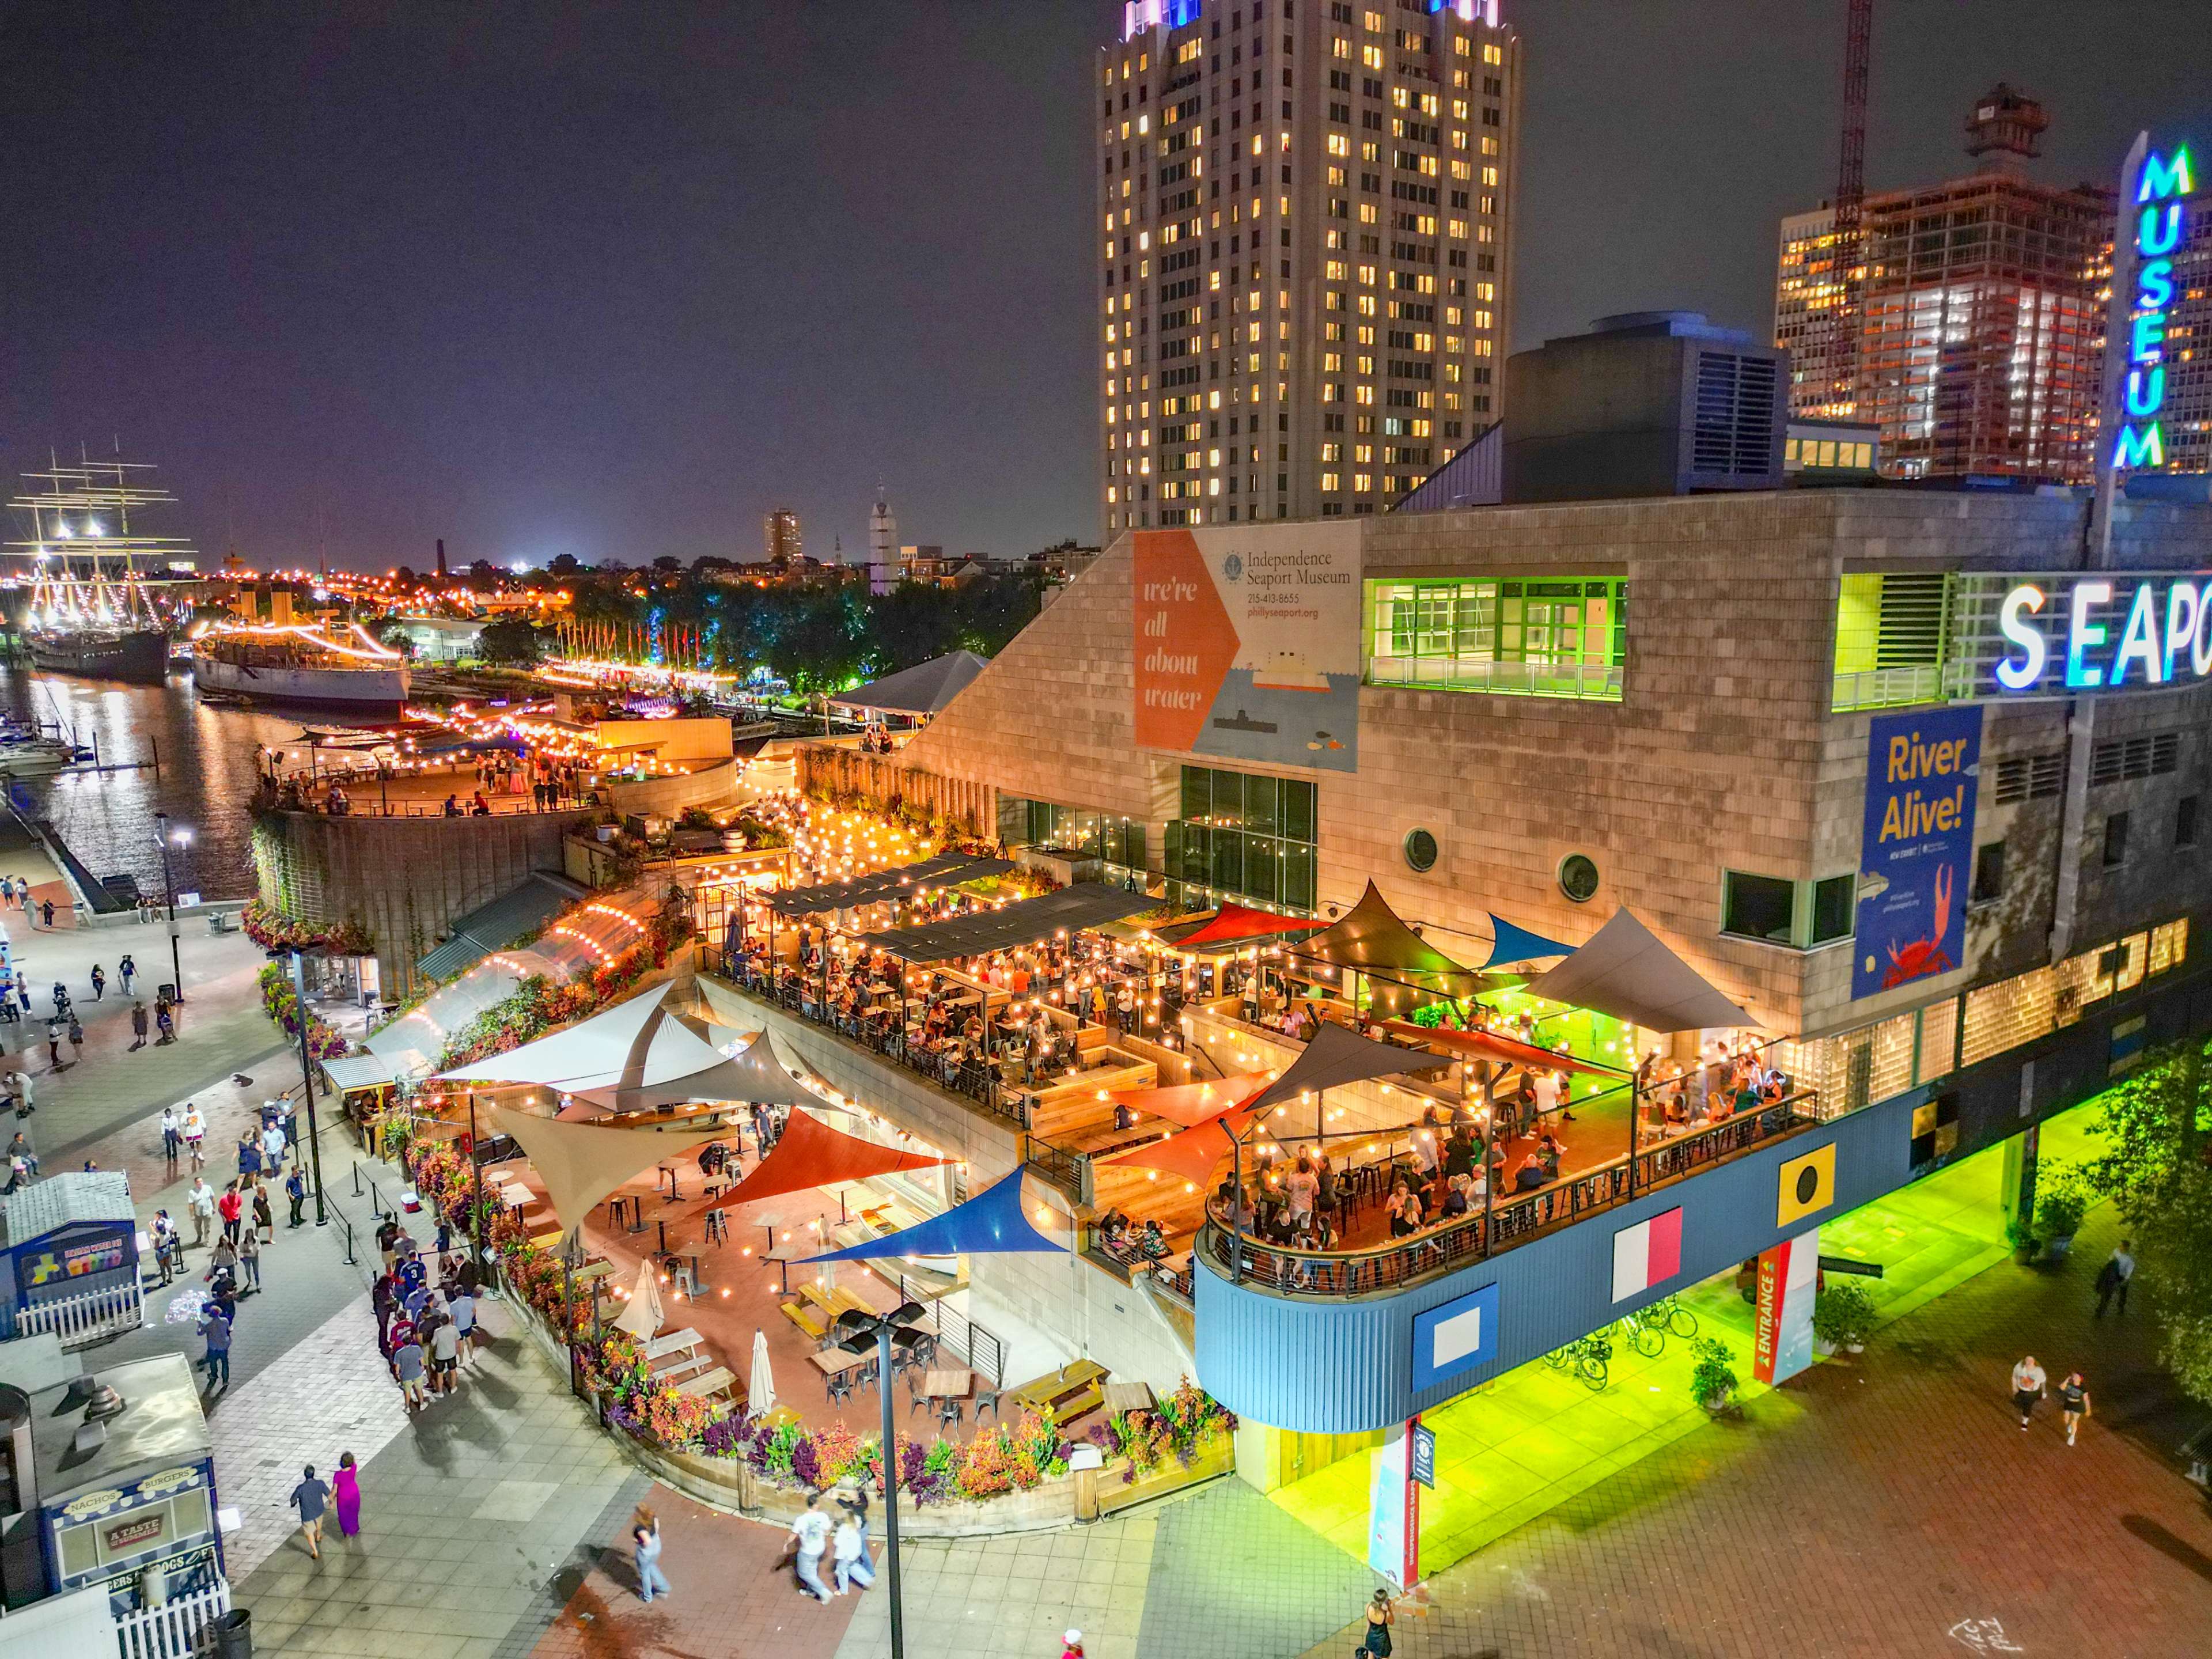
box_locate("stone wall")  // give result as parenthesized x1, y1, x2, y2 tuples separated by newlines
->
(253, 808, 590, 1001)
(605, 756, 742, 821)
(796, 745, 995, 838)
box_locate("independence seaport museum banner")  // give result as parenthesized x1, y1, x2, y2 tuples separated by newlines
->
(1132, 522, 1362, 774)
(1854, 707, 1983, 1000)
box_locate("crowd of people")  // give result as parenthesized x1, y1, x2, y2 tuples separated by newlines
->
(271, 750, 591, 817)
(370, 1214, 484, 1411)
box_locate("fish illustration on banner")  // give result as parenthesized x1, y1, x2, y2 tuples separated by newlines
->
(1853, 707, 1983, 999)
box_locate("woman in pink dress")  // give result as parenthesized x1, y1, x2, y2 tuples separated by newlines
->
(332, 1450, 362, 1539)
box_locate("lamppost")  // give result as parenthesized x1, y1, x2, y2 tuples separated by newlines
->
(828, 1302, 929, 1659)
(153, 813, 187, 1002)
(287, 949, 330, 1226)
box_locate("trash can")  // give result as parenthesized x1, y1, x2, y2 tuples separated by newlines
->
(210, 1607, 253, 1659)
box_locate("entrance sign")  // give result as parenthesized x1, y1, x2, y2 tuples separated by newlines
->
(1366, 1421, 1421, 1589)
(1752, 1226, 1820, 1386)
(1992, 574, 2212, 695)
(1132, 522, 1362, 773)
(1853, 707, 1982, 998)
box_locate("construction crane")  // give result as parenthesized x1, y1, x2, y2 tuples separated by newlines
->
(1830, 0, 1874, 418)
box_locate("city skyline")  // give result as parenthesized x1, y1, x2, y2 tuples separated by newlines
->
(7, 1, 2211, 571)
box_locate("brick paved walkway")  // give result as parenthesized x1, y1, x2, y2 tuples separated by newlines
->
(1294, 1198, 2212, 1659)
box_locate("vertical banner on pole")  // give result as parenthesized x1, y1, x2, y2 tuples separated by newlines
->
(1366, 1421, 1420, 1589)
(1752, 1225, 1821, 1385)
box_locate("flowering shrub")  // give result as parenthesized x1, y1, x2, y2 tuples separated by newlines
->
(257, 964, 351, 1059)
(242, 900, 374, 957)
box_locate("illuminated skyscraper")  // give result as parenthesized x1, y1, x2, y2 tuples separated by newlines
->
(763, 507, 802, 566)
(1775, 87, 2113, 483)
(1098, 0, 1520, 535)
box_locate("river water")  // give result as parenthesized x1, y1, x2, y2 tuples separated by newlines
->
(0, 667, 315, 900)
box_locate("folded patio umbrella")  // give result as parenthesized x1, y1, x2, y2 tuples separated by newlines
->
(612, 1259, 664, 1339)
(749, 1328, 778, 1417)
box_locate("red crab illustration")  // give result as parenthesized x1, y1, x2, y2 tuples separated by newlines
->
(1880, 863, 1955, 989)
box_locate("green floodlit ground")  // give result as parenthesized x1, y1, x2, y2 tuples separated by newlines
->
(1268, 1099, 2113, 1571)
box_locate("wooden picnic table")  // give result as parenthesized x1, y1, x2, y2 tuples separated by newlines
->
(1101, 1381, 1156, 1417)
(645, 1327, 704, 1361)
(676, 1366, 738, 1399)
(571, 1260, 615, 1286)
(1006, 1358, 1108, 1416)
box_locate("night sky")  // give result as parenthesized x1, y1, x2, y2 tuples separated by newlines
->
(8, 2, 2210, 571)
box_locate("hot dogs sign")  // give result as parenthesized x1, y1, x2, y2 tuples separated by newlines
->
(1131, 522, 1362, 773)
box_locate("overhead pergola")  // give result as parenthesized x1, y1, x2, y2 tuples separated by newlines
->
(766, 853, 1014, 918)
(1524, 908, 1757, 1033)
(1150, 903, 1320, 954)
(700, 1106, 951, 1216)
(1244, 1020, 1449, 1113)
(1287, 881, 1487, 998)
(849, 882, 1158, 964)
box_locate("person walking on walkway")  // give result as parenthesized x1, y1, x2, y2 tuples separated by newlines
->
(6, 1069, 30, 1118)
(155, 998, 175, 1045)
(446, 1286, 477, 1363)
(2010, 1354, 2047, 1431)
(289, 1465, 331, 1560)
(197, 1306, 232, 1391)
(332, 1452, 362, 1541)
(2058, 1370, 2092, 1446)
(39, 899, 54, 929)
(632, 1505, 671, 1604)
(286, 1166, 307, 1228)
(238, 1225, 262, 1291)
(129, 1002, 149, 1051)
(832, 1505, 872, 1594)
(2094, 1241, 2135, 1316)
(119, 954, 135, 996)
(151, 1210, 178, 1285)
(182, 1105, 206, 1169)
(66, 1011, 82, 1059)
(160, 1106, 181, 1171)
(88, 964, 105, 1001)
(44, 1017, 62, 1070)
(1360, 1589, 1396, 1656)
(392, 1331, 427, 1410)
(1060, 1633, 1085, 1659)
(217, 1181, 244, 1245)
(188, 1176, 216, 1247)
(252, 1180, 275, 1244)
(790, 1490, 832, 1603)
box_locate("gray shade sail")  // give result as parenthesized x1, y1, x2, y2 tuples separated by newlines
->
(767, 853, 1014, 918)
(828, 649, 989, 715)
(577, 1025, 828, 1112)
(1522, 908, 1758, 1034)
(1288, 881, 1485, 995)
(1244, 1020, 1449, 1113)
(850, 882, 1159, 963)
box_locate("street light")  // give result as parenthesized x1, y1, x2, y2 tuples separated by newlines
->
(153, 813, 188, 1002)
(828, 1302, 929, 1659)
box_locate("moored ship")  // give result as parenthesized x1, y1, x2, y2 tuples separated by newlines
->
(190, 623, 411, 717)
(7, 457, 188, 686)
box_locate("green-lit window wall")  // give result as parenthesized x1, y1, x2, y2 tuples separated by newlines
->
(1364, 577, 1626, 700)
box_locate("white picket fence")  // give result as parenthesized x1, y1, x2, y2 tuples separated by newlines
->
(113, 1580, 231, 1659)
(14, 1279, 146, 1349)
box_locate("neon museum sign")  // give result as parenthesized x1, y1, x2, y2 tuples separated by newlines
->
(2112, 146, 2196, 471)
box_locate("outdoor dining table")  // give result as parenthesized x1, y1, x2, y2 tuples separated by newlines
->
(656, 1161, 683, 1201)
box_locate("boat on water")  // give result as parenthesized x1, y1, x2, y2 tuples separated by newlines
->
(190, 623, 411, 718)
(7, 457, 188, 685)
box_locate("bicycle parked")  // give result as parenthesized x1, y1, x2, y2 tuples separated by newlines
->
(1541, 1330, 1612, 1391)
(1618, 1293, 1700, 1359)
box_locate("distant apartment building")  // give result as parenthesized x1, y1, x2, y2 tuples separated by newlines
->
(1099, 0, 1520, 535)
(763, 508, 802, 565)
(1775, 86, 2113, 483)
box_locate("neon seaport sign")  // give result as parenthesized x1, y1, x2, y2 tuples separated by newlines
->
(1995, 574, 2212, 695)
(2112, 146, 2196, 471)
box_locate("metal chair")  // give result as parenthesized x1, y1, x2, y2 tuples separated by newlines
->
(972, 1384, 1002, 1423)
(907, 1370, 930, 1419)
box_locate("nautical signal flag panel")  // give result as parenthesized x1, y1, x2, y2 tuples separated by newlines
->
(1777, 1143, 1838, 1227)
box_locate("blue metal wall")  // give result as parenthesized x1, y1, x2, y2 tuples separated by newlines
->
(1193, 1093, 1917, 1433)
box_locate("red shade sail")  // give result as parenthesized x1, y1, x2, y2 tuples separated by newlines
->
(1378, 1019, 1630, 1079)
(700, 1107, 950, 1215)
(1103, 1071, 1274, 1127)
(1153, 903, 1318, 952)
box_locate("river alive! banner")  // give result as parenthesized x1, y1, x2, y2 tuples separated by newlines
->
(1853, 706, 1983, 999)
(1131, 522, 1362, 773)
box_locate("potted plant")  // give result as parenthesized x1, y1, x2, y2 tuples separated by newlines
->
(1811, 1280, 1877, 1355)
(2034, 1171, 2088, 1261)
(1690, 1337, 1738, 1415)
(2003, 1211, 2040, 1264)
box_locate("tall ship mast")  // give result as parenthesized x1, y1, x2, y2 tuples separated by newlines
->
(6, 455, 187, 684)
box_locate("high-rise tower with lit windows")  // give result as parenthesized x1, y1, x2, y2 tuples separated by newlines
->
(1098, 0, 1521, 536)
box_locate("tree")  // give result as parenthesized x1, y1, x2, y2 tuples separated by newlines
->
(2085, 1037, 2212, 1403)
(476, 617, 543, 665)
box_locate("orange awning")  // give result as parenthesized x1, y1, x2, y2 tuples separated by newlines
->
(700, 1107, 950, 1215)
(1378, 1018, 1628, 1079)
(1098, 1108, 1263, 1184)
(1103, 1071, 1274, 1128)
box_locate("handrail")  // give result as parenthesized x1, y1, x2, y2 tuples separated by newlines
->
(1199, 1092, 1822, 1298)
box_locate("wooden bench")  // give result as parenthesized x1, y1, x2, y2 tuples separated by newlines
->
(781, 1300, 830, 1343)
(676, 1366, 739, 1399)
(645, 1327, 704, 1361)
(652, 1351, 714, 1384)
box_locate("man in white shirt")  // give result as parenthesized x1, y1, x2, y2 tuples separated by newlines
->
(790, 1491, 833, 1603)
(2009, 1354, 2047, 1430)
(188, 1176, 217, 1247)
